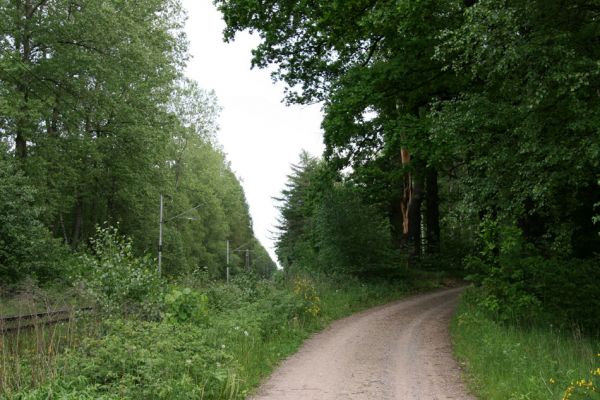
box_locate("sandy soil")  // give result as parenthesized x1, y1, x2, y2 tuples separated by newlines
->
(250, 287, 476, 400)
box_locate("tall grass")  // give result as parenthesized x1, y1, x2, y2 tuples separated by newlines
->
(1, 271, 448, 399)
(452, 289, 600, 400)
(0, 286, 99, 398)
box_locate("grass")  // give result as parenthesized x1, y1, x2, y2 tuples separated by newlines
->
(0, 311, 102, 396)
(232, 274, 432, 395)
(452, 289, 600, 400)
(202, 272, 445, 397)
(0, 282, 84, 317)
(1, 271, 449, 399)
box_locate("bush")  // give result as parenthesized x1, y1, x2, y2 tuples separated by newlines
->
(6, 270, 420, 399)
(452, 290, 600, 400)
(528, 256, 600, 334)
(0, 146, 68, 284)
(293, 276, 321, 318)
(315, 185, 398, 276)
(10, 378, 118, 400)
(465, 217, 600, 333)
(164, 287, 209, 324)
(58, 319, 239, 400)
(78, 225, 163, 319)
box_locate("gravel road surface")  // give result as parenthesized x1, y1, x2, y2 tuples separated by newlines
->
(250, 287, 475, 400)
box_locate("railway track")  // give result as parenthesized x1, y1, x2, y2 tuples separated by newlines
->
(0, 307, 92, 333)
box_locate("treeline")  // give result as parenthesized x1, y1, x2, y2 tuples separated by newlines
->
(275, 151, 402, 277)
(0, 0, 275, 284)
(220, 0, 599, 332)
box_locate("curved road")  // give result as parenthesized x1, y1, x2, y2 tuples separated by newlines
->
(251, 287, 475, 400)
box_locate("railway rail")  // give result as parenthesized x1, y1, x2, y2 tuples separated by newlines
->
(0, 307, 92, 333)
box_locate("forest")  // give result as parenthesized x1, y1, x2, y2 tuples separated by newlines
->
(0, 0, 275, 283)
(1, 0, 599, 399)
(239, 0, 599, 330)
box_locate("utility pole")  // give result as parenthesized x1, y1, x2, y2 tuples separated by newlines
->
(226, 239, 230, 283)
(157, 195, 202, 277)
(233, 243, 253, 273)
(158, 193, 164, 277)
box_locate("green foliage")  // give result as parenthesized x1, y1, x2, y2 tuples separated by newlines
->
(164, 287, 209, 324)
(276, 153, 399, 277)
(275, 151, 323, 270)
(292, 276, 321, 318)
(452, 290, 600, 400)
(526, 257, 600, 334)
(9, 378, 118, 400)
(78, 226, 163, 319)
(60, 319, 239, 400)
(204, 282, 255, 313)
(161, 81, 259, 277)
(219, 0, 599, 351)
(465, 219, 600, 333)
(315, 183, 398, 276)
(431, 0, 600, 257)
(0, 145, 67, 283)
(5, 272, 427, 399)
(0, 0, 272, 285)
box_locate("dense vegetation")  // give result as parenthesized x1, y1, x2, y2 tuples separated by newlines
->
(0, 0, 274, 282)
(215, 0, 599, 398)
(1, 0, 599, 399)
(218, 0, 599, 329)
(452, 290, 599, 400)
(1, 225, 445, 398)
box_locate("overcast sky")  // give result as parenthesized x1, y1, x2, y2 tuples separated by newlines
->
(181, 1, 324, 264)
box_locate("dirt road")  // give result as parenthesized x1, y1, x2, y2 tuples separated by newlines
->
(250, 287, 475, 400)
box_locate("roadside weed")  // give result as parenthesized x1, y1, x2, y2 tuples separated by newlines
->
(452, 290, 599, 400)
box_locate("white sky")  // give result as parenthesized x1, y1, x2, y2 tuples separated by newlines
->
(182, 1, 324, 264)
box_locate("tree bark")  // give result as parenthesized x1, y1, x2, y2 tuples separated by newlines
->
(389, 195, 405, 248)
(71, 195, 83, 247)
(407, 170, 423, 257)
(15, 0, 34, 159)
(400, 148, 412, 240)
(425, 167, 440, 253)
(400, 148, 423, 258)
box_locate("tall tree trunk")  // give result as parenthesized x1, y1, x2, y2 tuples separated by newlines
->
(407, 171, 423, 257)
(400, 148, 412, 240)
(15, 127, 28, 158)
(47, 105, 59, 137)
(425, 167, 440, 253)
(15, 0, 34, 159)
(59, 214, 69, 244)
(389, 195, 404, 248)
(399, 148, 423, 259)
(72, 195, 83, 247)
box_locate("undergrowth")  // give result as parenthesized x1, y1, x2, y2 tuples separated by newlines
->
(1, 269, 445, 399)
(452, 288, 600, 400)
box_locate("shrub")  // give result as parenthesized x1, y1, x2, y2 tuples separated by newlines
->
(293, 277, 321, 318)
(465, 217, 600, 333)
(205, 283, 249, 312)
(56, 319, 239, 400)
(452, 290, 600, 400)
(164, 287, 209, 324)
(0, 145, 68, 284)
(9, 378, 119, 400)
(314, 185, 398, 276)
(78, 225, 163, 319)
(528, 256, 600, 334)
